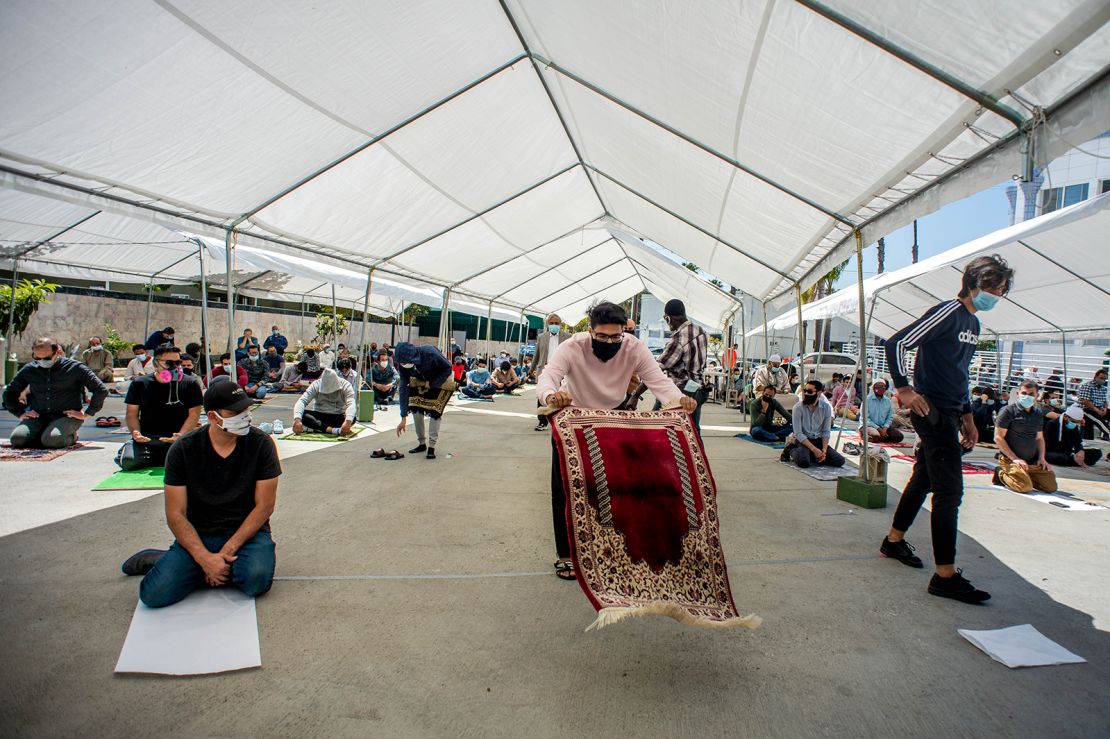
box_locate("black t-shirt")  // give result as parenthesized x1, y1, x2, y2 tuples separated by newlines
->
(995, 403, 1045, 462)
(164, 427, 282, 536)
(124, 374, 204, 438)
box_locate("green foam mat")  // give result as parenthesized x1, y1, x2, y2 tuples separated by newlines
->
(93, 467, 166, 490)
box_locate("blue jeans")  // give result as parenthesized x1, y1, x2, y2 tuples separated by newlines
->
(460, 383, 494, 398)
(247, 383, 268, 399)
(751, 422, 792, 442)
(139, 530, 275, 608)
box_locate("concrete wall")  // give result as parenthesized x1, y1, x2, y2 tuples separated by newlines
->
(8, 290, 404, 361)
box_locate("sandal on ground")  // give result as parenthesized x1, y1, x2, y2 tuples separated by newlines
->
(383, 450, 405, 460)
(554, 558, 576, 580)
(105, 416, 122, 427)
(95, 417, 113, 427)
(370, 448, 387, 458)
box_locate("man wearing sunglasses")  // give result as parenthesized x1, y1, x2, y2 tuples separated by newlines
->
(790, 379, 845, 469)
(118, 344, 203, 471)
(4, 336, 108, 449)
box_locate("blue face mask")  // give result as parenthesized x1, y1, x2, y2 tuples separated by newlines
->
(986, 399, 995, 406)
(1017, 394, 1035, 409)
(971, 291, 999, 311)
(547, 324, 560, 335)
(1064, 421, 1078, 430)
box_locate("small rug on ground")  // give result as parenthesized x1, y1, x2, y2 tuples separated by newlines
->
(93, 467, 165, 491)
(279, 425, 370, 442)
(552, 407, 759, 631)
(838, 434, 914, 449)
(778, 458, 858, 481)
(733, 432, 784, 449)
(891, 454, 996, 474)
(0, 441, 89, 462)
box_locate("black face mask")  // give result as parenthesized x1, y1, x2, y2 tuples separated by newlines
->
(305, 349, 316, 357)
(802, 392, 818, 405)
(181, 367, 194, 376)
(591, 339, 621, 362)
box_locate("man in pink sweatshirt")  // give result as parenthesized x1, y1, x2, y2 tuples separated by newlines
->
(535, 301, 696, 580)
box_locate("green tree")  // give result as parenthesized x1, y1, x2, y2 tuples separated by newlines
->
(314, 311, 349, 343)
(682, 261, 698, 272)
(800, 259, 849, 352)
(570, 316, 590, 333)
(101, 322, 132, 358)
(1, 278, 58, 340)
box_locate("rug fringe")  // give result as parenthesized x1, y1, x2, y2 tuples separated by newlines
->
(585, 604, 762, 632)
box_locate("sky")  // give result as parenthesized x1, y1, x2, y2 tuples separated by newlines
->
(831, 180, 1014, 290)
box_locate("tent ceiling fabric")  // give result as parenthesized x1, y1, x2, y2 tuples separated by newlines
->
(1, 1, 1108, 317)
(750, 193, 1110, 339)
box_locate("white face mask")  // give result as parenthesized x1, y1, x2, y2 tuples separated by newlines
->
(90, 344, 103, 351)
(399, 362, 414, 369)
(33, 356, 57, 368)
(217, 409, 252, 436)
(379, 361, 389, 367)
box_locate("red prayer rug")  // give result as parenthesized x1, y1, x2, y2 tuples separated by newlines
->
(891, 453, 995, 474)
(0, 441, 89, 462)
(551, 407, 760, 631)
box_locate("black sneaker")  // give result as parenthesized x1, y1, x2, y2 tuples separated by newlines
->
(991, 468, 1002, 487)
(880, 537, 923, 568)
(121, 548, 166, 576)
(426, 447, 436, 459)
(928, 569, 991, 604)
(409, 443, 427, 454)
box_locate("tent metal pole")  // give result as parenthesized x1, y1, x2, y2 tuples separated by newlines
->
(224, 229, 236, 376)
(359, 268, 374, 366)
(299, 295, 306, 344)
(740, 303, 747, 419)
(5, 258, 19, 368)
(438, 288, 452, 354)
(1061, 331, 1068, 398)
(143, 278, 154, 340)
(331, 285, 338, 348)
(795, 284, 805, 364)
(395, 303, 402, 345)
(196, 240, 212, 380)
(994, 332, 1002, 391)
(486, 301, 493, 360)
(854, 230, 871, 483)
(761, 302, 769, 362)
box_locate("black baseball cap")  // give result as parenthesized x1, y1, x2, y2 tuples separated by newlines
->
(203, 378, 252, 413)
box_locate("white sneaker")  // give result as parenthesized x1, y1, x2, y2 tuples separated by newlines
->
(273, 420, 285, 435)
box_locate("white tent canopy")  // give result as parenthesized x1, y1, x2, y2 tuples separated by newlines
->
(749, 192, 1110, 339)
(2, 0, 1107, 312)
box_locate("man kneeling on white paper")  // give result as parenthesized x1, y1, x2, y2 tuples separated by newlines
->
(120, 381, 281, 607)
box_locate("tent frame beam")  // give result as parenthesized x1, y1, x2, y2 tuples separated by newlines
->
(545, 274, 641, 317)
(448, 217, 607, 288)
(498, 1, 610, 215)
(233, 53, 529, 222)
(489, 237, 616, 302)
(530, 53, 855, 226)
(525, 255, 630, 311)
(587, 165, 795, 283)
(373, 162, 581, 265)
(795, 0, 1024, 129)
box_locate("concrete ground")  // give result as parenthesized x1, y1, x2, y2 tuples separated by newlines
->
(1, 390, 1108, 738)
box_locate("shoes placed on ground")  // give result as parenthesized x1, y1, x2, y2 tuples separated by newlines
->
(409, 443, 427, 454)
(879, 537, 923, 568)
(928, 569, 991, 604)
(121, 548, 166, 576)
(426, 447, 436, 459)
(991, 468, 1003, 486)
(534, 423, 547, 432)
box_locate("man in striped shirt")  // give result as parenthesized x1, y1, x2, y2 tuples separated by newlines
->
(656, 299, 709, 431)
(1076, 368, 1108, 440)
(879, 255, 1014, 605)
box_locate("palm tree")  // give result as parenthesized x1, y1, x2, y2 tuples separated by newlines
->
(801, 259, 849, 351)
(877, 237, 886, 274)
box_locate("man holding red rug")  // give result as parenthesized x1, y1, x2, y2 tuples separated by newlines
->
(535, 301, 695, 580)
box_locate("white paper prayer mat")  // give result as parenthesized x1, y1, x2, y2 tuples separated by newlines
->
(958, 624, 1086, 668)
(115, 589, 261, 675)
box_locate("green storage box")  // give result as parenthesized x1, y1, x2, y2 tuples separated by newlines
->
(836, 476, 888, 509)
(357, 389, 375, 423)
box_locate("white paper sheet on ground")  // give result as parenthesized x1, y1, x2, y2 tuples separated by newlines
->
(958, 624, 1086, 669)
(115, 589, 261, 675)
(987, 485, 1106, 511)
